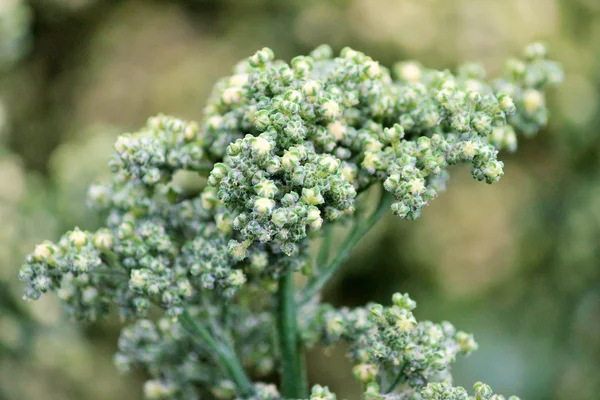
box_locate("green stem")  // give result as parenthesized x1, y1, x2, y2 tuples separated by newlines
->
(316, 223, 333, 268)
(179, 309, 253, 397)
(385, 364, 407, 394)
(299, 190, 393, 306)
(277, 272, 308, 398)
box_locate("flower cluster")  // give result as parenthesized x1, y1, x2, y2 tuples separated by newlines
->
(209, 137, 355, 255)
(115, 304, 279, 400)
(18, 44, 561, 400)
(19, 228, 119, 320)
(109, 116, 207, 187)
(302, 293, 478, 397)
(115, 317, 205, 400)
(420, 381, 519, 400)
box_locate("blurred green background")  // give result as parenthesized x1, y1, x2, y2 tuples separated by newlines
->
(0, 0, 598, 399)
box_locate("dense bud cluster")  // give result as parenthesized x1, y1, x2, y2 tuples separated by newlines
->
(115, 305, 278, 400)
(421, 381, 519, 400)
(302, 293, 478, 397)
(19, 229, 117, 320)
(115, 317, 205, 400)
(19, 44, 561, 399)
(110, 116, 207, 187)
(203, 42, 561, 226)
(210, 135, 355, 255)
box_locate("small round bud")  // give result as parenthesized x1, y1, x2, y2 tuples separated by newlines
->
(456, 331, 478, 354)
(249, 47, 274, 67)
(302, 187, 325, 206)
(497, 92, 516, 115)
(227, 270, 247, 287)
(33, 243, 53, 261)
(254, 197, 276, 215)
(395, 312, 416, 333)
(228, 240, 250, 261)
(230, 73, 249, 87)
(352, 364, 378, 383)
(462, 141, 478, 158)
(183, 122, 198, 141)
(93, 231, 113, 250)
(522, 89, 544, 113)
(130, 270, 149, 291)
(396, 61, 422, 82)
(69, 229, 87, 247)
(251, 136, 273, 157)
(362, 152, 383, 174)
(254, 109, 270, 131)
(365, 60, 381, 79)
(306, 207, 323, 231)
(144, 380, 174, 399)
(474, 382, 494, 400)
(483, 160, 503, 182)
(327, 121, 347, 141)
(407, 178, 426, 195)
(392, 293, 416, 310)
(222, 87, 243, 105)
(382, 124, 404, 143)
(523, 42, 547, 60)
(320, 100, 341, 120)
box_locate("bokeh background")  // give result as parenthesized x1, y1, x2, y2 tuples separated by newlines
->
(0, 0, 599, 399)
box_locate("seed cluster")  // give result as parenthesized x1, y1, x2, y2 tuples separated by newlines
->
(19, 43, 561, 399)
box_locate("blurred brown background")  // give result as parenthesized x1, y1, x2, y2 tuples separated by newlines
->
(0, 0, 599, 399)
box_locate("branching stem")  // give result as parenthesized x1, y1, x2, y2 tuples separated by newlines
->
(299, 190, 393, 306)
(179, 309, 253, 397)
(277, 272, 308, 398)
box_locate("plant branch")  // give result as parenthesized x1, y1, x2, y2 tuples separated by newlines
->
(299, 190, 393, 306)
(385, 364, 407, 394)
(277, 272, 308, 398)
(179, 309, 253, 397)
(316, 223, 333, 268)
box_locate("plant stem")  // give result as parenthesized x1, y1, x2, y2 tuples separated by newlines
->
(316, 223, 333, 268)
(277, 272, 308, 398)
(179, 309, 253, 397)
(299, 190, 393, 306)
(385, 364, 407, 393)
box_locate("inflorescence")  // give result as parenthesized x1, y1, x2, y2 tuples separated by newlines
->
(19, 43, 561, 399)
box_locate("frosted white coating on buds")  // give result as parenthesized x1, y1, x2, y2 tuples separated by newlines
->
(18, 44, 560, 400)
(116, 308, 277, 400)
(420, 381, 520, 400)
(301, 293, 479, 396)
(203, 42, 562, 225)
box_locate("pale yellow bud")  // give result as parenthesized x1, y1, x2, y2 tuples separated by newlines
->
(462, 141, 478, 158)
(408, 179, 425, 195)
(251, 136, 272, 156)
(230, 73, 249, 87)
(321, 100, 341, 120)
(70, 230, 87, 247)
(398, 62, 422, 82)
(222, 87, 243, 105)
(93, 232, 113, 250)
(395, 314, 416, 333)
(523, 89, 544, 113)
(327, 121, 347, 141)
(33, 243, 52, 261)
(254, 198, 276, 214)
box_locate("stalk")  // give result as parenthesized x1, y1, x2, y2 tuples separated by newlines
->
(299, 191, 393, 306)
(277, 272, 308, 398)
(180, 309, 253, 397)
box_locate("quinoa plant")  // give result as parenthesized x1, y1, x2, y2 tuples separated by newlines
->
(19, 43, 562, 400)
